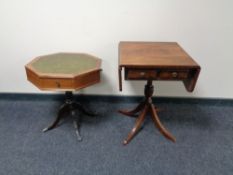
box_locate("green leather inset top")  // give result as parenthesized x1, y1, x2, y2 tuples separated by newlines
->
(32, 53, 99, 74)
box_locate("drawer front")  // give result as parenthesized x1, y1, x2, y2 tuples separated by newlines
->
(40, 78, 74, 89)
(125, 68, 189, 80)
(157, 70, 189, 80)
(126, 69, 157, 80)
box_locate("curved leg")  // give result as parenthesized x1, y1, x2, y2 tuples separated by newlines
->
(149, 103, 176, 142)
(123, 105, 148, 145)
(119, 100, 146, 117)
(42, 103, 70, 132)
(73, 120, 82, 141)
(73, 102, 96, 116)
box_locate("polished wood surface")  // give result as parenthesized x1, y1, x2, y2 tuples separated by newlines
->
(119, 42, 199, 67)
(119, 42, 200, 92)
(118, 41, 201, 145)
(25, 52, 102, 91)
(26, 68, 101, 91)
(42, 91, 97, 142)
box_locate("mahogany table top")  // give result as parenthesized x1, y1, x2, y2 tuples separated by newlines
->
(119, 42, 199, 68)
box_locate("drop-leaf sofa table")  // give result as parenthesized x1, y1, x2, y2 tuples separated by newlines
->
(25, 53, 101, 140)
(118, 42, 200, 145)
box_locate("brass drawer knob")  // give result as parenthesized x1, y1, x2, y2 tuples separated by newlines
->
(172, 72, 178, 78)
(56, 81, 61, 88)
(140, 72, 146, 76)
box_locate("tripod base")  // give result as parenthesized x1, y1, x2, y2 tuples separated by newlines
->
(119, 80, 176, 145)
(43, 91, 95, 141)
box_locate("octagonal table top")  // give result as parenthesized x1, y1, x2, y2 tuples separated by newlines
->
(25, 52, 102, 91)
(26, 52, 101, 77)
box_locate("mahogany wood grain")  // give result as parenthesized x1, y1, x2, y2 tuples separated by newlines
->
(25, 52, 101, 91)
(119, 42, 200, 92)
(118, 41, 201, 145)
(119, 42, 199, 67)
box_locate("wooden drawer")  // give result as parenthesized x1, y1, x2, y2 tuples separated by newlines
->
(26, 67, 101, 91)
(157, 70, 189, 80)
(125, 69, 157, 80)
(40, 78, 74, 89)
(125, 68, 189, 80)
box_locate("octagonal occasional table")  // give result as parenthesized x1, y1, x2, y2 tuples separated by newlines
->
(25, 52, 101, 140)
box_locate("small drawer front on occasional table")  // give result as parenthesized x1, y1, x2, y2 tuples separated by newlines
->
(40, 78, 74, 89)
(125, 69, 157, 80)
